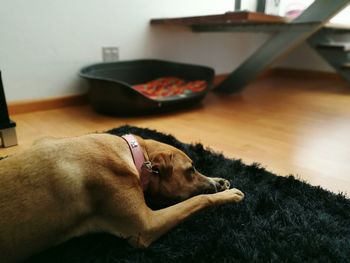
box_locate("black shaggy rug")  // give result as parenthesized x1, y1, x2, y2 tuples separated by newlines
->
(23, 125, 350, 262)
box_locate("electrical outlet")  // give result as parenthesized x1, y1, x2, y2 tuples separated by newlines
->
(102, 47, 119, 62)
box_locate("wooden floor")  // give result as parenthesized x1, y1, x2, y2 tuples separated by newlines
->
(2, 72, 350, 194)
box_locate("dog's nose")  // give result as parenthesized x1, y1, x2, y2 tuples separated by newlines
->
(215, 179, 230, 192)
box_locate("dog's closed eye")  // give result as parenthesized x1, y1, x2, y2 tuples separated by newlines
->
(186, 166, 196, 179)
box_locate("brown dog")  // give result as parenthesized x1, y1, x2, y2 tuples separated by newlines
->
(0, 134, 244, 262)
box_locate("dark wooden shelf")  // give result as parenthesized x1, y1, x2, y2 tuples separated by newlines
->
(150, 11, 286, 27)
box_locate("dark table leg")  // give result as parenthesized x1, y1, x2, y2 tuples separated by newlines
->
(0, 71, 17, 147)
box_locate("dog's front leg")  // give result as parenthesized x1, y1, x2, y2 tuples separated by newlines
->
(128, 188, 244, 248)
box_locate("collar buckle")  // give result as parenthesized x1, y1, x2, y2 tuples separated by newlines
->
(142, 161, 158, 174)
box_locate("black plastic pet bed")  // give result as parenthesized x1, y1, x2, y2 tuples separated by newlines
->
(79, 60, 215, 115)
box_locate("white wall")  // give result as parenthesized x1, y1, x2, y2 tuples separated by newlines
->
(0, 0, 349, 102)
(330, 5, 350, 24)
(1, 0, 267, 101)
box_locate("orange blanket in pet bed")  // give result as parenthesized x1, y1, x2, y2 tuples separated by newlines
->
(133, 77, 207, 100)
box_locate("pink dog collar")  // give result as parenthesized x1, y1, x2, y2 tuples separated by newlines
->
(121, 134, 151, 191)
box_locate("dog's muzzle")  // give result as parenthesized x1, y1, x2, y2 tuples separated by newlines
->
(206, 178, 231, 193)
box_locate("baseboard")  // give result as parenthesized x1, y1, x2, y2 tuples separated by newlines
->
(271, 67, 342, 81)
(213, 68, 281, 86)
(8, 94, 88, 115)
(7, 68, 342, 115)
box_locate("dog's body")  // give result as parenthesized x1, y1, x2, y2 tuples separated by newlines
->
(0, 134, 244, 262)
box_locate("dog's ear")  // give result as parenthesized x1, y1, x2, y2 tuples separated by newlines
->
(149, 151, 173, 178)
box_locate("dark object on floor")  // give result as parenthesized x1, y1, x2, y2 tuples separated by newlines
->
(0, 71, 17, 148)
(25, 126, 350, 263)
(79, 60, 214, 116)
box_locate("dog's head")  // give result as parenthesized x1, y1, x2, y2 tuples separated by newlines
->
(144, 140, 230, 208)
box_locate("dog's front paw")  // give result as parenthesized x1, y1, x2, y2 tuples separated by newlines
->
(212, 178, 231, 192)
(212, 188, 244, 205)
